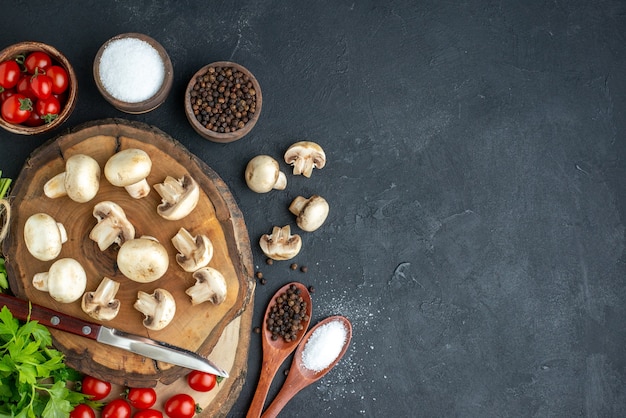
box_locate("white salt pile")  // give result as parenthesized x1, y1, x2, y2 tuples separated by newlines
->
(301, 320, 348, 372)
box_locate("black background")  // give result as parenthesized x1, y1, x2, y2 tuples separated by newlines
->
(3, 1, 626, 416)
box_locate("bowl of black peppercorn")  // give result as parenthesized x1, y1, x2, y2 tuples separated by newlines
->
(184, 61, 262, 143)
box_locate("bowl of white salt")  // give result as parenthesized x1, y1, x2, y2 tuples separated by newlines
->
(93, 33, 173, 114)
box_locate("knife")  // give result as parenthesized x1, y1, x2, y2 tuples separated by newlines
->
(0, 293, 229, 378)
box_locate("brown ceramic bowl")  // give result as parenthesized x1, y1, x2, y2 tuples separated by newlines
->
(93, 33, 173, 114)
(0, 41, 77, 135)
(185, 61, 262, 143)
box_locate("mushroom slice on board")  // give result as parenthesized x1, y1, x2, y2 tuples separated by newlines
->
(81, 277, 121, 321)
(245, 155, 287, 193)
(259, 225, 302, 261)
(44, 154, 101, 203)
(24, 213, 68, 261)
(289, 195, 330, 232)
(284, 141, 326, 178)
(171, 227, 213, 272)
(32, 258, 87, 303)
(134, 288, 176, 331)
(153, 174, 200, 220)
(186, 267, 227, 305)
(104, 148, 152, 199)
(89, 201, 135, 251)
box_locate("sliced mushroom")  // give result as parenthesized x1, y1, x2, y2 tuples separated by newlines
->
(117, 236, 169, 283)
(186, 267, 227, 305)
(289, 195, 330, 232)
(44, 154, 101, 203)
(89, 201, 135, 251)
(81, 277, 121, 321)
(32, 258, 87, 303)
(245, 155, 287, 193)
(24, 213, 67, 261)
(104, 148, 152, 199)
(259, 225, 302, 261)
(284, 141, 326, 178)
(134, 288, 176, 331)
(153, 175, 200, 220)
(171, 227, 213, 272)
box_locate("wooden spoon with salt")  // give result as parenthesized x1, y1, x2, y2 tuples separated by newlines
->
(246, 282, 312, 418)
(261, 315, 353, 418)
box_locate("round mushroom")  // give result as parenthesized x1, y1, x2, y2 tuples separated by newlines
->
(134, 288, 176, 331)
(245, 155, 287, 193)
(81, 277, 121, 321)
(44, 154, 101, 203)
(153, 174, 200, 220)
(185, 267, 227, 305)
(32, 258, 87, 303)
(24, 213, 68, 261)
(171, 227, 213, 272)
(259, 225, 302, 261)
(289, 195, 330, 232)
(104, 148, 152, 199)
(117, 236, 169, 283)
(89, 201, 135, 251)
(284, 141, 326, 178)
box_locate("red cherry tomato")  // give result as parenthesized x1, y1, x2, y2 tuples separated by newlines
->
(127, 387, 157, 410)
(0, 88, 16, 103)
(164, 394, 197, 418)
(29, 72, 53, 100)
(69, 404, 96, 418)
(1, 94, 32, 124)
(35, 95, 61, 119)
(134, 410, 164, 418)
(16, 75, 37, 102)
(24, 51, 52, 73)
(46, 65, 69, 94)
(0, 60, 21, 89)
(187, 371, 217, 392)
(102, 399, 132, 418)
(23, 109, 44, 127)
(81, 375, 112, 401)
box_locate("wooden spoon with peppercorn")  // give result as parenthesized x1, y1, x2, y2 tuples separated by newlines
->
(247, 282, 312, 418)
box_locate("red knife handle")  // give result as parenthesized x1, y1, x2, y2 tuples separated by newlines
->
(0, 293, 101, 341)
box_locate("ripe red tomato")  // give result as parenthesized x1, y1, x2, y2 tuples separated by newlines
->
(29, 72, 53, 100)
(24, 51, 52, 73)
(81, 375, 112, 401)
(35, 95, 61, 119)
(134, 410, 164, 418)
(127, 387, 157, 409)
(0, 60, 21, 89)
(164, 394, 197, 418)
(102, 399, 132, 418)
(187, 371, 217, 392)
(1, 94, 32, 124)
(16, 75, 37, 102)
(46, 65, 69, 94)
(0, 88, 15, 103)
(23, 109, 44, 127)
(69, 404, 96, 418)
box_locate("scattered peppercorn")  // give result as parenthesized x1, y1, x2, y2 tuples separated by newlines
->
(266, 258, 273, 265)
(266, 284, 309, 343)
(260, 278, 267, 285)
(308, 285, 315, 294)
(253, 327, 261, 334)
(300, 265, 308, 273)
(290, 263, 298, 270)
(256, 271, 263, 279)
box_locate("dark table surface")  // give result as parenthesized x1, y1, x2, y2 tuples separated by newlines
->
(3, 1, 626, 417)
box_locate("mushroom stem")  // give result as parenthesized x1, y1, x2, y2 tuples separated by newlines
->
(134, 289, 176, 330)
(171, 227, 213, 272)
(124, 180, 151, 199)
(81, 277, 121, 321)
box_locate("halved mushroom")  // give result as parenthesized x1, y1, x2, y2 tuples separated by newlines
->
(117, 236, 169, 283)
(245, 155, 287, 193)
(171, 227, 213, 272)
(289, 195, 330, 232)
(89, 201, 135, 251)
(153, 175, 200, 220)
(44, 154, 101, 203)
(284, 141, 326, 177)
(24, 213, 67, 261)
(259, 225, 302, 261)
(186, 267, 227, 305)
(104, 148, 152, 199)
(81, 277, 121, 321)
(33, 258, 87, 303)
(134, 288, 176, 331)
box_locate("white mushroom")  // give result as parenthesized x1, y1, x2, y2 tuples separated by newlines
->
(134, 288, 176, 331)
(104, 148, 152, 199)
(185, 267, 227, 306)
(284, 141, 326, 178)
(89, 201, 135, 251)
(259, 225, 302, 261)
(289, 195, 330, 232)
(81, 277, 121, 321)
(44, 154, 101, 203)
(117, 236, 169, 283)
(171, 227, 213, 272)
(153, 175, 200, 220)
(24, 213, 67, 261)
(245, 155, 287, 193)
(32, 258, 87, 303)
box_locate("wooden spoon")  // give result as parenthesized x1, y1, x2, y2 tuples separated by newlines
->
(261, 315, 352, 418)
(246, 282, 312, 418)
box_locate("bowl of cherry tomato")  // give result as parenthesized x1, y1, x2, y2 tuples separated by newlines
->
(0, 41, 77, 135)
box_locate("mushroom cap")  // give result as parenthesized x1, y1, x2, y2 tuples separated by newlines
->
(89, 201, 136, 251)
(284, 141, 326, 178)
(81, 277, 121, 321)
(245, 155, 287, 193)
(104, 148, 152, 187)
(259, 225, 302, 261)
(33, 258, 87, 303)
(134, 288, 176, 331)
(24, 213, 68, 261)
(64, 154, 101, 203)
(289, 195, 330, 232)
(171, 227, 213, 272)
(186, 267, 228, 305)
(117, 237, 169, 283)
(153, 175, 200, 220)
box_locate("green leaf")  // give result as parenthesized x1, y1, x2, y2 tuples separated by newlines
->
(42, 381, 74, 418)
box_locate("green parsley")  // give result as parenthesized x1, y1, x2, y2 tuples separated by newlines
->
(0, 306, 95, 417)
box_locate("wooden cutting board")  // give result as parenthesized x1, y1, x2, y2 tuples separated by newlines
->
(2, 119, 255, 414)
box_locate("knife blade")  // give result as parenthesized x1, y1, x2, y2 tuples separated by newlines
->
(0, 292, 229, 378)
